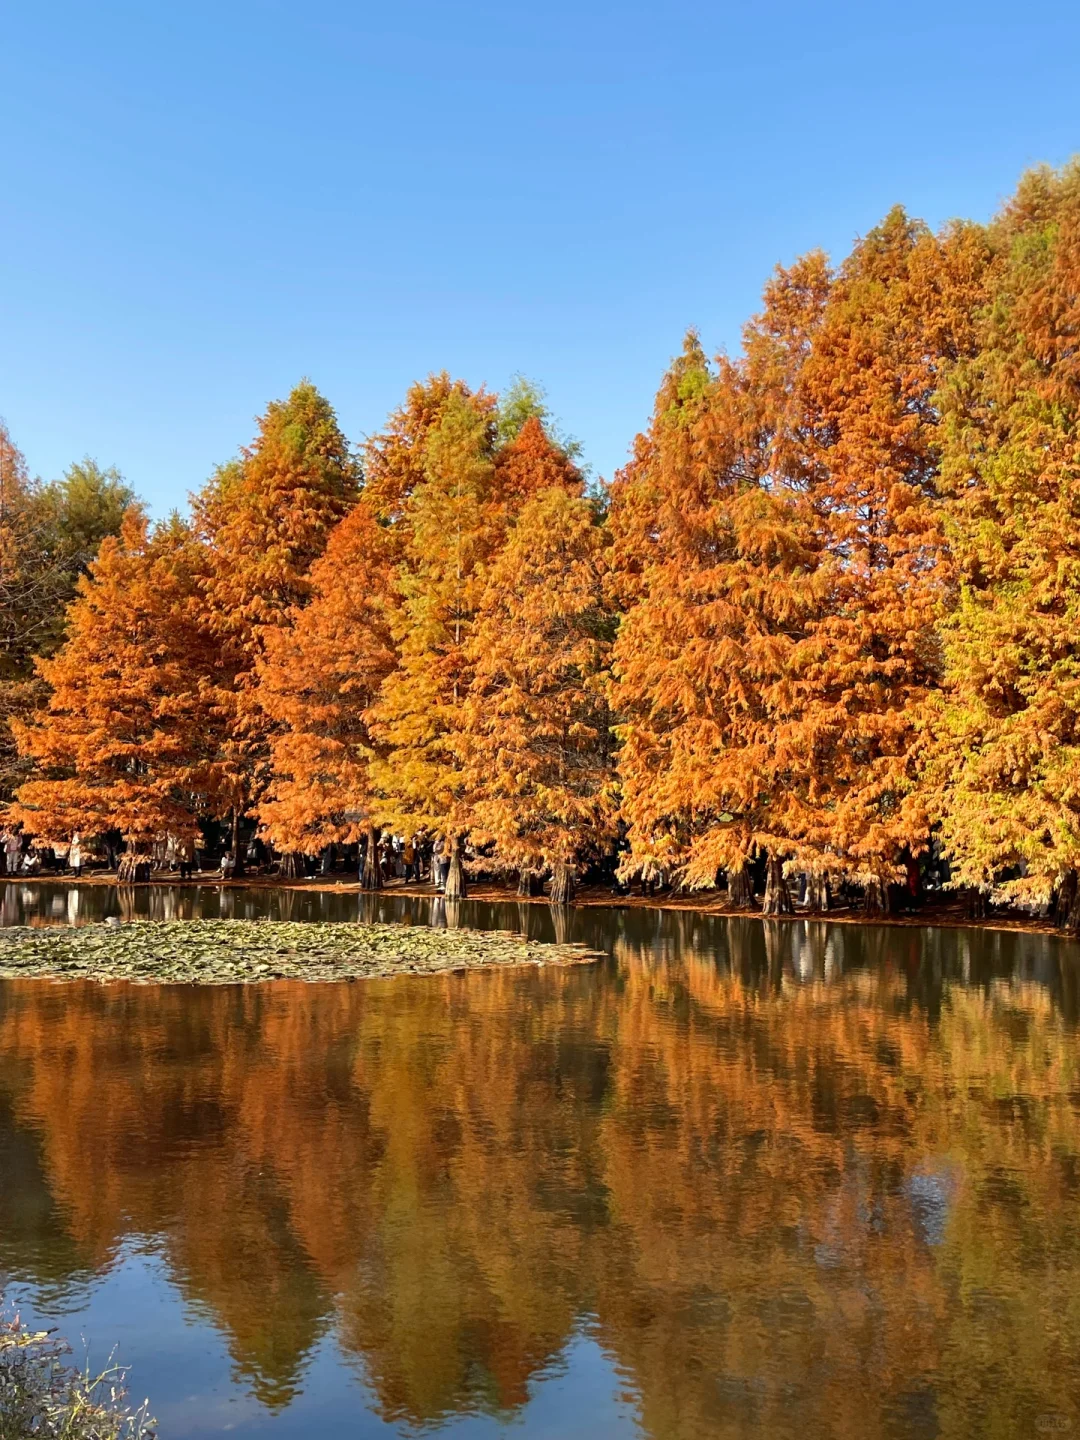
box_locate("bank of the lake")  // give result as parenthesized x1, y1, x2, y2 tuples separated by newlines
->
(12, 869, 1076, 941)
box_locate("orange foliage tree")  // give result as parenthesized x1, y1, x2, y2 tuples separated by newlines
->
(612, 215, 989, 915)
(762, 210, 990, 911)
(609, 316, 826, 912)
(194, 381, 358, 865)
(256, 499, 398, 884)
(462, 482, 615, 902)
(0, 420, 50, 801)
(11, 510, 220, 852)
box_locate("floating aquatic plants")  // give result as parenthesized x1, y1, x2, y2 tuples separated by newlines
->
(0, 919, 601, 985)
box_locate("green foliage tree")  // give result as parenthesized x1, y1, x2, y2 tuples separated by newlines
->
(930, 162, 1080, 928)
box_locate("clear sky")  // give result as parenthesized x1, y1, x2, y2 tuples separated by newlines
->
(3, 0, 1078, 514)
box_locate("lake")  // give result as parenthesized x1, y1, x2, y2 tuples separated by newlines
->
(1, 882, 1078, 1438)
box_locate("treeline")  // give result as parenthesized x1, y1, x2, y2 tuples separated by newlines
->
(6, 161, 1080, 926)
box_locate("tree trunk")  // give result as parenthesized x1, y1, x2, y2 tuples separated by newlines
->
(517, 867, 543, 897)
(360, 825, 382, 891)
(231, 808, 245, 877)
(805, 871, 830, 913)
(444, 835, 467, 901)
(864, 876, 891, 916)
(1054, 869, 1079, 929)
(762, 856, 793, 916)
(280, 852, 306, 879)
(1066, 884, 1080, 937)
(728, 861, 755, 910)
(549, 861, 576, 906)
(117, 851, 151, 884)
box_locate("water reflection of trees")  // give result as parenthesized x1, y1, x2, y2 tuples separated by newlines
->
(0, 923, 1078, 1436)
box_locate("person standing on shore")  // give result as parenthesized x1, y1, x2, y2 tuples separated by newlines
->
(3, 829, 22, 876)
(177, 834, 195, 882)
(68, 833, 82, 878)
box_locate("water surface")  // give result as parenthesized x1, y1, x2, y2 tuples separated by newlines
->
(1, 882, 1078, 1438)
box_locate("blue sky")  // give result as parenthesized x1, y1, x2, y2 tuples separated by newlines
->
(2, 0, 1078, 514)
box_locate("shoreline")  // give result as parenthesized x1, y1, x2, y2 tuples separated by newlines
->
(7, 871, 1077, 943)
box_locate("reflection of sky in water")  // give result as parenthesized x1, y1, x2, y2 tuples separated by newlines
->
(906, 1166, 957, 1248)
(7, 1254, 641, 1439)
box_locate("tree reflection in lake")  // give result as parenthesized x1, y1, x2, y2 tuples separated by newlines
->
(0, 891, 1078, 1437)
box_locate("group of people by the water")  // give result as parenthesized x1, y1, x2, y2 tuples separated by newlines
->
(2, 820, 484, 898)
(0, 828, 82, 877)
(1, 815, 956, 916)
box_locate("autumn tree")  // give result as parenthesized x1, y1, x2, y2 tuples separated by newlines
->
(930, 162, 1080, 929)
(256, 499, 398, 884)
(361, 374, 482, 528)
(759, 209, 991, 912)
(369, 389, 500, 898)
(612, 213, 989, 915)
(195, 381, 359, 866)
(462, 483, 615, 903)
(11, 510, 220, 851)
(609, 318, 826, 913)
(372, 391, 580, 898)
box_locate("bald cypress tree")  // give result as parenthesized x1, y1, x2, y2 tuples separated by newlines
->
(462, 478, 611, 904)
(931, 163, 1080, 928)
(12, 511, 219, 849)
(256, 499, 398, 883)
(195, 381, 359, 865)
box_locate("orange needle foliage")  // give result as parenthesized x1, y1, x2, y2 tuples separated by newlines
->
(255, 498, 398, 861)
(462, 483, 615, 901)
(612, 215, 992, 913)
(11, 510, 219, 844)
(194, 382, 359, 852)
(767, 211, 991, 907)
(609, 313, 827, 906)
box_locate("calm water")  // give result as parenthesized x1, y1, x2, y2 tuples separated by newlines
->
(1, 883, 1079, 1439)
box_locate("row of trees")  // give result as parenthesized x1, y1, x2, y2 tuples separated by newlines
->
(6, 161, 1080, 924)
